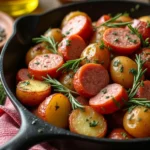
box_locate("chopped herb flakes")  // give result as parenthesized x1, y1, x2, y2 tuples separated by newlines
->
(22, 81, 30, 86)
(112, 96, 120, 108)
(120, 65, 124, 73)
(89, 120, 99, 127)
(113, 32, 118, 35)
(114, 38, 119, 42)
(35, 62, 40, 65)
(66, 40, 71, 46)
(113, 60, 121, 67)
(55, 102, 60, 111)
(129, 68, 137, 75)
(101, 88, 107, 94)
(121, 132, 127, 138)
(99, 41, 105, 49)
(105, 96, 110, 99)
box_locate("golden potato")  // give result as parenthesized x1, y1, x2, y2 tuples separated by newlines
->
(59, 71, 75, 91)
(61, 11, 91, 28)
(69, 106, 107, 137)
(81, 43, 110, 69)
(44, 28, 63, 43)
(90, 26, 108, 44)
(123, 106, 150, 138)
(110, 56, 137, 89)
(139, 16, 150, 22)
(16, 79, 51, 106)
(116, 15, 132, 22)
(25, 42, 50, 65)
(38, 93, 71, 128)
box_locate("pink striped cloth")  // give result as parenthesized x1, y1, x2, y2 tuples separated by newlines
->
(0, 97, 57, 150)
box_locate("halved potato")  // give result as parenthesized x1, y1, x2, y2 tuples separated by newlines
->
(37, 93, 71, 128)
(69, 106, 107, 137)
(16, 79, 51, 106)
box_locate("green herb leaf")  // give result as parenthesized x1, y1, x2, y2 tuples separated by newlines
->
(43, 75, 84, 110)
(89, 120, 99, 127)
(32, 35, 58, 54)
(57, 57, 85, 73)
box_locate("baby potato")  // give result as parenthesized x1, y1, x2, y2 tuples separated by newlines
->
(44, 28, 63, 43)
(16, 79, 51, 106)
(59, 71, 75, 91)
(90, 26, 108, 44)
(110, 56, 137, 89)
(69, 106, 107, 138)
(37, 93, 71, 128)
(81, 43, 110, 69)
(61, 11, 91, 28)
(116, 15, 132, 23)
(123, 106, 150, 138)
(139, 16, 150, 22)
(25, 42, 50, 65)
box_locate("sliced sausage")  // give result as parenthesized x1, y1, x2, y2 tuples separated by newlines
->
(89, 83, 128, 114)
(130, 19, 150, 40)
(62, 15, 93, 40)
(103, 28, 141, 55)
(108, 128, 133, 139)
(73, 63, 109, 98)
(28, 54, 64, 80)
(140, 48, 150, 78)
(16, 68, 31, 83)
(136, 80, 150, 100)
(76, 96, 89, 106)
(58, 34, 86, 61)
(96, 15, 111, 27)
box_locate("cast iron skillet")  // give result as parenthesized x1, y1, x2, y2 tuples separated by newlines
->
(1, 0, 150, 149)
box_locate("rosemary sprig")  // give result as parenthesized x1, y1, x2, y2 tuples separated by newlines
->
(32, 35, 58, 54)
(100, 13, 123, 27)
(43, 75, 84, 109)
(128, 55, 147, 99)
(57, 57, 85, 72)
(127, 24, 150, 47)
(0, 82, 6, 105)
(105, 21, 132, 28)
(126, 54, 150, 110)
(97, 13, 130, 28)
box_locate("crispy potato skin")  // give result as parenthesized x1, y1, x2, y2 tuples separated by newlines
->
(37, 93, 71, 128)
(110, 56, 137, 89)
(16, 79, 51, 106)
(69, 106, 107, 137)
(123, 106, 150, 138)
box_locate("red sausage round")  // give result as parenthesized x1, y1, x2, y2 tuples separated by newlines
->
(73, 63, 109, 98)
(28, 54, 64, 80)
(96, 15, 111, 27)
(140, 48, 150, 78)
(62, 15, 93, 40)
(89, 83, 128, 114)
(136, 80, 150, 100)
(58, 34, 86, 61)
(16, 68, 31, 83)
(130, 19, 150, 40)
(103, 28, 141, 55)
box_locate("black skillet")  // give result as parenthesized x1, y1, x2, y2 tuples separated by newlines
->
(1, 0, 150, 150)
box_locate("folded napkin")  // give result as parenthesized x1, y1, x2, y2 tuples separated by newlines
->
(0, 97, 57, 150)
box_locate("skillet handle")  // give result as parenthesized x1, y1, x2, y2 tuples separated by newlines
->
(0, 107, 65, 150)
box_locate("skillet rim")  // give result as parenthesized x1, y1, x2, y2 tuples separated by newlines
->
(1, 0, 150, 145)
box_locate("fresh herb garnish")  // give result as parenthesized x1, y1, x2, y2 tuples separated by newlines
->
(32, 35, 58, 54)
(98, 13, 131, 28)
(43, 75, 84, 109)
(57, 57, 85, 73)
(66, 40, 71, 46)
(127, 24, 150, 47)
(89, 120, 99, 127)
(113, 60, 121, 67)
(99, 41, 105, 49)
(126, 55, 150, 111)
